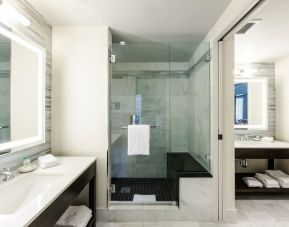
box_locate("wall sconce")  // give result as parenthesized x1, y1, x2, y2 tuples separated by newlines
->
(0, 0, 31, 27)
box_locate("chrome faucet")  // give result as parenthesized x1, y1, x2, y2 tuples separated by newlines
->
(0, 167, 14, 181)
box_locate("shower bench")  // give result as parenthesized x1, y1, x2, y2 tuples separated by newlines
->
(167, 152, 212, 206)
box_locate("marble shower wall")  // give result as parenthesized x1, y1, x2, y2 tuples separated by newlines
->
(188, 60, 211, 171)
(111, 75, 171, 178)
(170, 78, 190, 153)
(110, 68, 190, 178)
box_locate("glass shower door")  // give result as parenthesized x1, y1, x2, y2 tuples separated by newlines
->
(110, 43, 173, 203)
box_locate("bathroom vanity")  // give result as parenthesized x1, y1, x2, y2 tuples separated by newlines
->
(235, 140, 289, 194)
(0, 156, 96, 227)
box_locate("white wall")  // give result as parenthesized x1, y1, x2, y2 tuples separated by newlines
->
(275, 56, 289, 173)
(52, 26, 111, 208)
(275, 56, 289, 142)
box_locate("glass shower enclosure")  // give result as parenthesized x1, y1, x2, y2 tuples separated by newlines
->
(109, 42, 210, 205)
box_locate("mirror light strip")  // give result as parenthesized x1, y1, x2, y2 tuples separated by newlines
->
(0, 0, 31, 27)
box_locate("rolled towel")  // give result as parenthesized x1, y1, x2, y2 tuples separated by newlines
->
(56, 205, 92, 227)
(265, 170, 289, 188)
(255, 173, 280, 188)
(242, 177, 263, 188)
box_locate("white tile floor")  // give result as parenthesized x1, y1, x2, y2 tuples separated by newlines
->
(96, 199, 289, 227)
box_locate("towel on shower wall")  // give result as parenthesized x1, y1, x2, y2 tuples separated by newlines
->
(128, 125, 150, 155)
(265, 170, 289, 188)
(255, 173, 280, 188)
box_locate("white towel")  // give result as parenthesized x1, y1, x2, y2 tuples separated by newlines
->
(38, 154, 60, 168)
(133, 194, 156, 203)
(242, 177, 263, 188)
(265, 170, 289, 188)
(261, 136, 274, 143)
(128, 125, 150, 155)
(255, 173, 280, 188)
(56, 205, 92, 227)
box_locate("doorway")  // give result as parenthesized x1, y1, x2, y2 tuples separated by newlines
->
(220, 0, 289, 223)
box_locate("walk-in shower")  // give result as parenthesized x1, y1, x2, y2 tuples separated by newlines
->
(109, 42, 211, 205)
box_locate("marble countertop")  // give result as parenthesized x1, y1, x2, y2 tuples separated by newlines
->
(0, 156, 96, 227)
(235, 140, 289, 149)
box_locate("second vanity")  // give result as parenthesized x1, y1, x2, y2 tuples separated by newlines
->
(0, 156, 96, 227)
(235, 140, 289, 194)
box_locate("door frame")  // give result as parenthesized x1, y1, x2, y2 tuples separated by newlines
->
(215, 0, 267, 222)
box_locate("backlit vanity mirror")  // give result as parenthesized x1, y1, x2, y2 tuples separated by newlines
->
(0, 26, 45, 154)
(234, 78, 268, 129)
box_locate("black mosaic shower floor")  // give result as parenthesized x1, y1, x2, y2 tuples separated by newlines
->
(111, 178, 176, 202)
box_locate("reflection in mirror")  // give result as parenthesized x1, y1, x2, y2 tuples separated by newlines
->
(0, 27, 45, 154)
(0, 35, 10, 148)
(235, 83, 248, 125)
(234, 78, 267, 129)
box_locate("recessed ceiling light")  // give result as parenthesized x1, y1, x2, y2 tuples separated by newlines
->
(119, 41, 126, 46)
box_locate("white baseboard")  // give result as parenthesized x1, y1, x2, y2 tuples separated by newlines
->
(223, 208, 237, 223)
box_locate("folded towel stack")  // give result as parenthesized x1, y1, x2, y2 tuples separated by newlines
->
(242, 177, 263, 188)
(38, 154, 60, 169)
(255, 173, 280, 188)
(265, 170, 289, 188)
(56, 205, 92, 227)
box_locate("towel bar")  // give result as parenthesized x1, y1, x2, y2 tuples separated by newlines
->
(120, 125, 160, 129)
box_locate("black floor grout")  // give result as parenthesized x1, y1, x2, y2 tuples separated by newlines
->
(111, 178, 176, 201)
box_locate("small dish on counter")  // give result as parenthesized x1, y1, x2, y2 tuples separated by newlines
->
(18, 164, 37, 173)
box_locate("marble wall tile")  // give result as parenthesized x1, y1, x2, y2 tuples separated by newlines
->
(111, 96, 136, 114)
(170, 78, 189, 95)
(111, 78, 136, 96)
(188, 61, 211, 170)
(137, 79, 169, 96)
(111, 76, 171, 178)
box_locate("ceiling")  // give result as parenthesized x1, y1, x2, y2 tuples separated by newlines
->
(235, 0, 289, 64)
(26, 0, 232, 43)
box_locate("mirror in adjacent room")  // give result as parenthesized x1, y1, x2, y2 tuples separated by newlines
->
(234, 78, 267, 129)
(0, 26, 45, 154)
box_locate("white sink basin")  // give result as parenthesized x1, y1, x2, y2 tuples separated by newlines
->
(0, 174, 62, 215)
